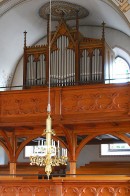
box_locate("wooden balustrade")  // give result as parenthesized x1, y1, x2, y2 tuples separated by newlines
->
(0, 83, 130, 127)
(0, 176, 130, 195)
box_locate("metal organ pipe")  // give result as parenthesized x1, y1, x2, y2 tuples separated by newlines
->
(42, 54, 46, 85)
(87, 51, 90, 82)
(61, 35, 63, 85)
(53, 50, 55, 85)
(64, 36, 66, 86)
(100, 54, 102, 81)
(69, 50, 72, 85)
(29, 55, 34, 86)
(63, 36, 65, 85)
(40, 55, 42, 85)
(97, 49, 100, 81)
(55, 51, 58, 84)
(73, 49, 75, 84)
(84, 49, 86, 82)
(49, 36, 76, 87)
(58, 37, 60, 86)
(42, 54, 45, 85)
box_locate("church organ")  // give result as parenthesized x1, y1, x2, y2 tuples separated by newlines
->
(23, 18, 114, 88)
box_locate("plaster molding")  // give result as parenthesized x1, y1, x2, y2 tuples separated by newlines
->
(113, 0, 130, 12)
(0, 0, 30, 17)
(39, 1, 89, 21)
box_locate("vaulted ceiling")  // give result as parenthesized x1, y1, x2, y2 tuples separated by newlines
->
(0, 0, 130, 88)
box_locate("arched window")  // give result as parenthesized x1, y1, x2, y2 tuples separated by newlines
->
(112, 57, 129, 83)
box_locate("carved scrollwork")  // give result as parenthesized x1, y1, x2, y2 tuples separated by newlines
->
(63, 185, 130, 196)
(1, 97, 47, 116)
(0, 183, 130, 195)
(0, 185, 53, 196)
(62, 91, 123, 114)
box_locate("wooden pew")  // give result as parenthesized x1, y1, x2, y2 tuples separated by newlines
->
(67, 162, 130, 175)
(77, 162, 130, 175)
(0, 162, 66, 179)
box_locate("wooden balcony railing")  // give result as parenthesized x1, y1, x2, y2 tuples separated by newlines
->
(0, 83, 130, 127)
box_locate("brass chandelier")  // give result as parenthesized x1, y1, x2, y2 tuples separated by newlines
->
(29, 0, 68, 179)
(29, 113, 68, 178)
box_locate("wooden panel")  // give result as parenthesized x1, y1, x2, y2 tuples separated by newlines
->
(0, 89, 55, 126)
(0, 83, 129, 126)
(61, 85, 128, 115)
(0, 177, 130, 196)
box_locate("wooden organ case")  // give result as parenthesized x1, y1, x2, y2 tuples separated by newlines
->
(23, 15, 113, 88)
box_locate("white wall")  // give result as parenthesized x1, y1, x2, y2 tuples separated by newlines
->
(77, 144, 130, 168)
(17, 148, 29, 163)
(79, 26, 130, 57)
(0, 146, 8, 165)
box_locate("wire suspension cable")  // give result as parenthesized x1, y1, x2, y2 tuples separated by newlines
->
(47, 0, 52, 113)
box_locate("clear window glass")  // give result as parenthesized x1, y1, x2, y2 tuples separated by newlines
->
(112, 57, 129, 83)
(100, 143, 130, 156)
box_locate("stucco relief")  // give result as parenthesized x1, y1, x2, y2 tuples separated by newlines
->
(39, 1, 89, 21)
(113, 0, 130, 12)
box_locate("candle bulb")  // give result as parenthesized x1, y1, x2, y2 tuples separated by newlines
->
(46, 114, 52, 131)
(58, 149, 60, 158)
(66, 149, 67, 157)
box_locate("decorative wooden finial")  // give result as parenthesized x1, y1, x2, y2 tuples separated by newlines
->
(47, 14, 49, 45)
(102, 22, 105, 40)
(76, 10, 79, 41)
(23, 31, 27, 48)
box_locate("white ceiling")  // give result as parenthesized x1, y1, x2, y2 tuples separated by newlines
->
(0, 0, 130, 87)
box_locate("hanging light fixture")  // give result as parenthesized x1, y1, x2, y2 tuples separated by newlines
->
(29, 0, 68, 179)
